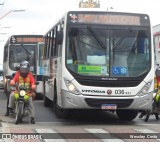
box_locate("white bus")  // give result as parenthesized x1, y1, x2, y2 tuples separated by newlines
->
(3, 35, 45, 97)
(42, 10, 154, 121)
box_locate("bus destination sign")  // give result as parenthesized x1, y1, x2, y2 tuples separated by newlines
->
(10, 36, 44, 44)
(68, 13, 141, 25)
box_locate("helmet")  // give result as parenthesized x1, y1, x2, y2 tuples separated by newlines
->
(20, 60, 30, 67)
(19, 60, 30, 78)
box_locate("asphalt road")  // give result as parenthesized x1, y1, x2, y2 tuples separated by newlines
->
(1, 89, 160, 142)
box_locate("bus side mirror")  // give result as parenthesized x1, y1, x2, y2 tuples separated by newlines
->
(56, 30, 63, 44)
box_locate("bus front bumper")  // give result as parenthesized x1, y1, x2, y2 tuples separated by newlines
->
(61, 90, 152, 110)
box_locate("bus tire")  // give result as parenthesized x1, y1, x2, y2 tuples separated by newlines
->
(42, 77, 45, 96)
(54, 84, 70, 119)
(55, 104, 70, 119)
(4, 83, 10, 96)
(116, 109, 138, 121)
(53, 80, 57, 104)
(44, 96, 52, 107)
(43, 79, 52, 107)
(4, 82, 7, 93)
(35, 93, 43, 100)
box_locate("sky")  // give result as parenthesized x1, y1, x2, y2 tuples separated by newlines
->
(0, 0, 160, 64)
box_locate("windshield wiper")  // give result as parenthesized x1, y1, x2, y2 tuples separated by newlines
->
(21, 44, 31, 55)
(113, 26, 132, 50)
(87, 25, 106, 49)
(20, 44, 32, 61)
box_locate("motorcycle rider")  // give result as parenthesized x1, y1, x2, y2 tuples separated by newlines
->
(8, 60, 36, 124)
(155, 68, 160, 108)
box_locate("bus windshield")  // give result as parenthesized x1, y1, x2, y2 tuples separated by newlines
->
(66, 25, 151, 77)
(9, 44, 36, 73)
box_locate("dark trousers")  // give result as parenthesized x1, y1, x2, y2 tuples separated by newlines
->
(6, 94, 10, 113)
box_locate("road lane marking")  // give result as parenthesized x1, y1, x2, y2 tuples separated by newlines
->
(86, 128, 124, 142)
(35, 128, 66, 142)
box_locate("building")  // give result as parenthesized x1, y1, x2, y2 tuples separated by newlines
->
(79, 0, 100, 8)
(153, 24, 160, 65)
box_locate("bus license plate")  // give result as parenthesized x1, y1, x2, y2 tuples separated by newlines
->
(101, 104, 117, 110)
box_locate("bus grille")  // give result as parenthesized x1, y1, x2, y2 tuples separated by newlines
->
(76, 78, 141, 87)
(85, 98, 134, 108)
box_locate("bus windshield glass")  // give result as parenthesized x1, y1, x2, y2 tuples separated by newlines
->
(9, 44, 36, 73)
(66, 25, 151, 77)
(38, 43, 45, 67)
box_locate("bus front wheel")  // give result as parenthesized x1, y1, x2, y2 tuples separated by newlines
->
(55, 104, 70, 119)
(116, 109, 139, 121)
(4, 82, 7, 93)
(44, 96, 52, 107)
(54, 84, 70, 118)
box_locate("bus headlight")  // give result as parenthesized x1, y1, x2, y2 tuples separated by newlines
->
(64, 78, 81, 95)
(137, 80, 152, 96)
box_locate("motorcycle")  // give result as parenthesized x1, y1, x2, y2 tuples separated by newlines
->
(13, 82, 39, 124)
(139, 88, 160, 122)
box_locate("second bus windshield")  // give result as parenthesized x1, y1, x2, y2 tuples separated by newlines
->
(9, 44, 36, 73)
(66, 25, 151, 77)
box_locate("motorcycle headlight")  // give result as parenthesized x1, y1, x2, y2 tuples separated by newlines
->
(64, 78, 81, 95)
(20, 90, 26, 96)
(137, 80, 152, 96)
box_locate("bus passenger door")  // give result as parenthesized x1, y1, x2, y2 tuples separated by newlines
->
(48, 58, 56, 101)
(43, 59, 51, 99)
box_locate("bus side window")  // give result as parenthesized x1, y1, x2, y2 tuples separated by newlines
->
(47, 33, 51, 58)
(50, 29, 55, 58)
(54, 26, 59, 57)
(44, 35, 48, 59)
(56, 30, 63, 45)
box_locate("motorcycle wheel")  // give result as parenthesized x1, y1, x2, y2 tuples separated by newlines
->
(15, 103, 23, 124)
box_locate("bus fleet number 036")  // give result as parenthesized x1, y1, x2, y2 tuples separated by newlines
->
(115, 90, 131, 95)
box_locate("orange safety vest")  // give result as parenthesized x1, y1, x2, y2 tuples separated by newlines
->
(19, 75, 30, 87)
(18, 74, 31, 94)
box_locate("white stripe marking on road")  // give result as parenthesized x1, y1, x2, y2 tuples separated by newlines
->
(86, 128, 124, 142)
(35, 128, 66, 142)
